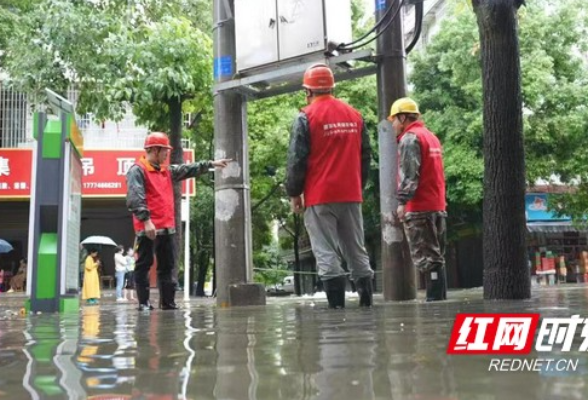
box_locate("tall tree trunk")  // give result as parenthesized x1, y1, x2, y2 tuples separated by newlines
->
(473, 0, 530, 299)
(169, 96, 184, 284)
(195, 250, 210, 297)
(190, 243, 196, 296)
(293, 214, 302, 296)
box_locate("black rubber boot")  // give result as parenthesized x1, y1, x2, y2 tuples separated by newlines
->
(138, 301, 154, 311)
(136, 285, 153, 311)
(426, 265, 446, 302)
(323, 276, 346, 309)
(160, 281, 179, 310)
(356, 276, 373, 307)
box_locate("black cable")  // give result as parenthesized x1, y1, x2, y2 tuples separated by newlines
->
(338, 0, 406, 52)
(405, 0, 424, 54)
(338, 0, 405, 51)
(337, 0, 398, 49)
(252, 181, 282, 213)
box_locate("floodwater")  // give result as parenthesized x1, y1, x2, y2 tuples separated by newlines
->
(1, 286, 588, 400)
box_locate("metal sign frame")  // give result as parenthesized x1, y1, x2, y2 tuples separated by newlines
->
(214, 49, 377, 99)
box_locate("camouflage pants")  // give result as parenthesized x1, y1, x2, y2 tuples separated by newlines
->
(403, 211, 447, 273)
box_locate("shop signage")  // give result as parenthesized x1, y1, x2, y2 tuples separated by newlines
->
(525, 193, 570, 222)
(0, 148, 196, 199)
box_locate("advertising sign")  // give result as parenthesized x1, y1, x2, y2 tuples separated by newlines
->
(61, 142, 83, 294)
(525, 193, 570, 222)
(0, 149, 196, 199)
(0, 149, 33, 198)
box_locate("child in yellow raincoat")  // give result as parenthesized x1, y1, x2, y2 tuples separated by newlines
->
(82, 248, 101, 305)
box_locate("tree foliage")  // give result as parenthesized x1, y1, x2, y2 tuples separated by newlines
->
(247, 93, 301, 248)
(3, 0, 215, 287)
(409, 0, 588, 230)
(252, 244, 290, 287)
(4, 0, 213, 126)
(191, 179, 214, 296)
(0, 0, 40, 68)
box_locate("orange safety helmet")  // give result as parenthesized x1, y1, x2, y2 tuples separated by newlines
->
(144, 132, 172, 149)
(302, 63, 335, 90)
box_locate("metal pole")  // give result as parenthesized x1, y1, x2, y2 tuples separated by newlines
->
(213, 0, 252, 307)
(184, 195, 190, 302)
(376, 0, 416, 300)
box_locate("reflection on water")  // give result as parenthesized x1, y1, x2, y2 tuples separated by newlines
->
(1, 287, 588, 399)
(21, 313, 83, 400)
(76, 306, 200, 399)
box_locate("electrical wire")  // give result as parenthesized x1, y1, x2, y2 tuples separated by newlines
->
(405, 0, 424, 54)
(337, 0, 398, 49)
(337, 0, 406, 52)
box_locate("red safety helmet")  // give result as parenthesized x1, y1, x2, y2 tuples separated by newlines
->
(144, 132, 172, 149)
(302, 63, 335, 90)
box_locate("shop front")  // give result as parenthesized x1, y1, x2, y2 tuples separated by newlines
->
(526, 193, 587, 284)
(0, 148, 194, 288)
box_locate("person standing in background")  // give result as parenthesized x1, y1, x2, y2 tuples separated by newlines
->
(114, 245, 128, 302)
(82, 248, 101, 305)
(79, 243, 88, 289)
(125, 247, 136, 301)
(7, 258, 27, 292)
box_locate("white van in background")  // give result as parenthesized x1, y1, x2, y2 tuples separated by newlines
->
(266, 275, 295, 295)
(281, 275, 294, 293)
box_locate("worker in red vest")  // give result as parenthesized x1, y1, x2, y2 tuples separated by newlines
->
(286, 64, 374, 309)
(389, 97, 447, 301)
(126, 132, 231, 311)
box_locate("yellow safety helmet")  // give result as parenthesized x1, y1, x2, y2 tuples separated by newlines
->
(388, 97, 420, 120)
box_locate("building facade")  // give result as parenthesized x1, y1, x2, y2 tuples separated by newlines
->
(0, 84, 193, 280)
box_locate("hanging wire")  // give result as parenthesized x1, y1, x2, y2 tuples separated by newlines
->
(338, 0, 407, 52)
(405, 0, 424, 55)
(336, 0, 399, 49)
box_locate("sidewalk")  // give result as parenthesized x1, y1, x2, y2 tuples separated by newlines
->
(1, 285, 587, 399)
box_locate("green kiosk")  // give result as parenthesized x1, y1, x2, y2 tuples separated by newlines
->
(27, 89, 83, 313)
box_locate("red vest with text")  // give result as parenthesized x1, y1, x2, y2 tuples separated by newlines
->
(398, 121, 446, 212)
(302, 96, 364, 207)
(132, 157, 175, 233)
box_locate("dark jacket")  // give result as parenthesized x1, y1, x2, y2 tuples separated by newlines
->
(126, 159, 211, 235)
(285, 110, 371, 199)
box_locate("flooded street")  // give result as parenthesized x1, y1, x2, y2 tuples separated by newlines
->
(1, 286, 588, 399)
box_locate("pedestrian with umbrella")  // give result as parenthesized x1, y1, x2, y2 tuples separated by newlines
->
(0, 239, 13, 254)
(82, 248, 101, 305)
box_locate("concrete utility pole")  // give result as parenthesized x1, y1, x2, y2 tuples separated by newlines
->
(213, 0, 265, 307)
(376, 0, 416, 300)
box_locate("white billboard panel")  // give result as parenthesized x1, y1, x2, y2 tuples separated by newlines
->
(278, 0, 326, 60)
(235, 0, 280, 71)
(235, 0, 352, 72)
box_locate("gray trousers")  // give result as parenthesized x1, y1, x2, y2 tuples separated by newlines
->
(304, 202, 374, 281)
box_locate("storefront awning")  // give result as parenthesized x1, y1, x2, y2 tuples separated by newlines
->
(527, 222, 582, 233)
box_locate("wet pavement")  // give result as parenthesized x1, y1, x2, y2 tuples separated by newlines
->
(1, 286, 588, 400)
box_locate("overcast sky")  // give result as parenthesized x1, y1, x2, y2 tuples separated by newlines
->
(363, 0, 375, 14)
